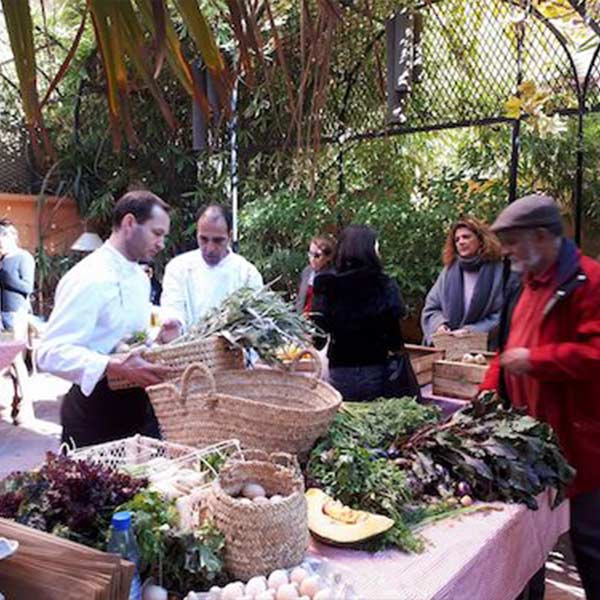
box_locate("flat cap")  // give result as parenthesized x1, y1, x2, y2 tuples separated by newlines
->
(491, 193, 563, 235)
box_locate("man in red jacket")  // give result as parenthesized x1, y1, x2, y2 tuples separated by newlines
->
(481, 193, 600, 599)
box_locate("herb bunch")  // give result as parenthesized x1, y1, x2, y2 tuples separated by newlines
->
(172, 285, 318, 364)
(0, 452, 147, 549)
(308, 394, 575, 551)
(307, 398, 442, 551)
(119, 490, 225, 594)
(397, 392, 576, 510)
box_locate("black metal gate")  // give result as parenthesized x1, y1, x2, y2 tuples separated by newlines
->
(318, 0, 600, 244)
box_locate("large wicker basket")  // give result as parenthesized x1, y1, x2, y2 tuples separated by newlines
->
(107, 335, 244, 390)
(146, 355, 342, 457)
(207, 449, 309, 581)
(431, 330, 488, 361)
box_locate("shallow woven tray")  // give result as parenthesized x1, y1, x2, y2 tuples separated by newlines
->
(107, 335, 244, 390)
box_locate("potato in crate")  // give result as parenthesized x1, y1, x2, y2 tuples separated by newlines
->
(432, 351, 495, 399)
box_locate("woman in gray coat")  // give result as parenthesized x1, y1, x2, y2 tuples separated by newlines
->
(421, 217, 503, 348)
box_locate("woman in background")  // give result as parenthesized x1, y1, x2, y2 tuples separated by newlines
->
(312, 225, 414, 402)
(0, 220, 35, 334)
(421, 217, 503, 348)
(141, 261, 163, 306)
(296, 234, 336, 314)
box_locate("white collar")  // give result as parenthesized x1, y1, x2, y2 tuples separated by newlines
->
(197, 248, 233, 270)
(103, 241, 140, 272)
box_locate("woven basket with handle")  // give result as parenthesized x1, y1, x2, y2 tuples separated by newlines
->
(207, 449, 309, 581)
(146, 348, 342, 457)
(107, 335, 244, 390)
(431, 330, 488, 361)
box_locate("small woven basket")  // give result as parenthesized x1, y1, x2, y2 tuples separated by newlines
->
(146, 349, 342, 457)
(107, 335, 244, 390)
(207, 449, 309, 581)
(431, 330, 488, 361)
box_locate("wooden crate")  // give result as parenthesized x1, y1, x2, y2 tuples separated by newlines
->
(432, 351, 495, 399)
(406, 344, 446, 386)
(431, 330, 488, 360)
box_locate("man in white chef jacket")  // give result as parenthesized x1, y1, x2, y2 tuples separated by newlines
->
(37, 191, 177, 447)
(160, 205, 263, 336)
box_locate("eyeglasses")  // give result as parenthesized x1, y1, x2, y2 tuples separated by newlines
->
(308, 251, 323, 259)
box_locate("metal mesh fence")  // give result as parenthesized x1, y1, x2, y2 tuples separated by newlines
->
(321, 0, 587, 141)
(0, 124, 29, 193)
(584, 45, 600, 110)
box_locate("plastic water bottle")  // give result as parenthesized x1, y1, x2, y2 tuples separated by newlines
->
(107, 510, 142, 600)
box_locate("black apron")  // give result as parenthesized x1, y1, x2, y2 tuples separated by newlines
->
(61, 377, 161, 448)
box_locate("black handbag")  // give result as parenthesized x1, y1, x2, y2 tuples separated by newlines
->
(383, 350, 422, 401)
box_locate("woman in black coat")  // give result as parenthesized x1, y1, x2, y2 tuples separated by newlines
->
(312, 225, 412, 402)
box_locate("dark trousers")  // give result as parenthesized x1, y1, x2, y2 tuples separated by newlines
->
(328, 364, 386, 402)
(517, 487, 600, 600)
(571, 487, 600, 599)
(61, 378, 161, 448)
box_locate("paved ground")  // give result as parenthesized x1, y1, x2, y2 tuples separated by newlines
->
(0, 373, 585, 599)
(0, 372, 64, 478)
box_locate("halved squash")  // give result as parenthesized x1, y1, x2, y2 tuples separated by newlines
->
(306, 488, 394, 547)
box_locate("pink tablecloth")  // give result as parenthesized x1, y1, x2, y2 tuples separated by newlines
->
(309, 491, 569, 600)
(420, 383, 470, 418)
(0, 341, 26, 371)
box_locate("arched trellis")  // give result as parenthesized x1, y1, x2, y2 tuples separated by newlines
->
(320, 0, 600, 244)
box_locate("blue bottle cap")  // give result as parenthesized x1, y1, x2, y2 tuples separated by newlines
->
(111, 511, 132, 531)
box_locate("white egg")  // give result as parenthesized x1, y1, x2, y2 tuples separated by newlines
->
(221, 581, 246, 600)
(206, 587, 221, 600)
(299, 597, 310, 600)
(143, 584, 168, 600)
(290, 567, 308, 585)
(268, 569, 289, 590)
(313, 591, 331, 600)
(255, 591, 275, 600)
(276, 583, 299, 600)
(299, 576, 321, 598)
(270, 494, 284, 503)
(253, 496, 270, 506)
(245, 576, 268, 596)
(242, 482, 266, 499)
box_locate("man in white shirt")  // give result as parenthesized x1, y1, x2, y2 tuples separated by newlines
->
(160, 204, 263, 336)
(37, 191, 177, 447)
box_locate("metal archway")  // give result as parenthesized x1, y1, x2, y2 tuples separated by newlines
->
(320, 0, 600, 244)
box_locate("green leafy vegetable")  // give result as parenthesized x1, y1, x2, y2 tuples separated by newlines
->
(307, 394, 575, 551)
(171, 284, 318, 364)
(398, 392, 576, 510)
(125, 330, 149, 345)
(307, 398, 442, 551)
(0, 452, 147, 549)
(119, 489, 225, 594)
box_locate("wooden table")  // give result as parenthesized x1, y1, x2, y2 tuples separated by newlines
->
(0, 340, 31, 424)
